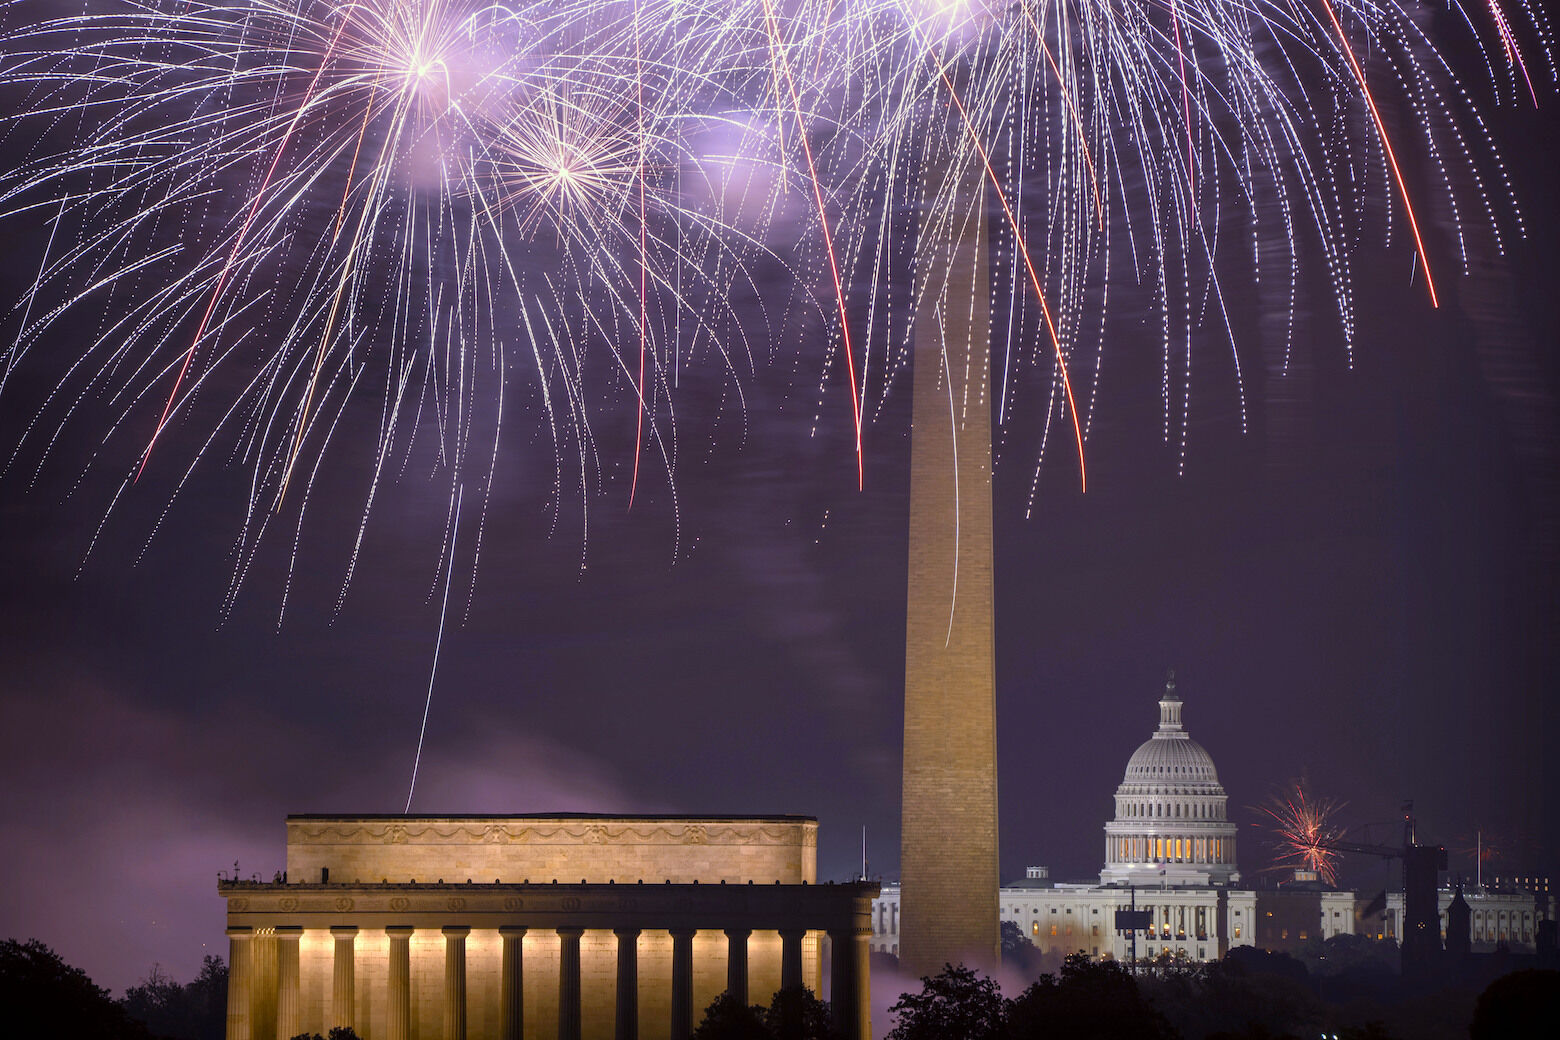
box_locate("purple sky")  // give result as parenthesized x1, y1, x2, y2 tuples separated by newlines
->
(1, 42, 1557, 1000)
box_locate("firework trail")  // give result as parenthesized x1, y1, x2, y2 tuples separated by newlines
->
(1257, 780, 1348, 885)
(0, 0, 1551, 611)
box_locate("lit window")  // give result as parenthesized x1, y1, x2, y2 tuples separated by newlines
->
(1234, 926, 1241, 938)
(1050, 925, 1058, 937)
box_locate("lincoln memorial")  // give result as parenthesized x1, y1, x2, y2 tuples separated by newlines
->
(218, 814, 877, 1040)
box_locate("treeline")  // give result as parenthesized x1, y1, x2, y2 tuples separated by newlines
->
(5, 934, 1556, 1040)
(882, 952, 1559, 1040)
(0, 938, 226, 1039)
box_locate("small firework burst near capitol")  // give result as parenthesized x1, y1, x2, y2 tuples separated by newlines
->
(0, 0, 1549, 607)
(1259, 781, 1348, 886)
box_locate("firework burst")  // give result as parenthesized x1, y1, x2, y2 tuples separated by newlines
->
(1257, 780, 1348, 885)
(0, 0, 1551, 613)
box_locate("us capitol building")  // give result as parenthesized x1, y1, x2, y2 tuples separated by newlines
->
(870, 676, 1547, 965)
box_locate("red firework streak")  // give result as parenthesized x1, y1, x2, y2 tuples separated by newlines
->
(761, 0, 863, 489)
(1319, 0, 1439, 308)
(932, 54, 1088, 493)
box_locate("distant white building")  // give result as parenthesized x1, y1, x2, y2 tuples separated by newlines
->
(1362, 888, 1549, 949)
(870, 677, 1552, 967)
(872, 679, 1261, 964)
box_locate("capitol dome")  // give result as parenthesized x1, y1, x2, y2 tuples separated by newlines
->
(1100, 674, 1240, 887)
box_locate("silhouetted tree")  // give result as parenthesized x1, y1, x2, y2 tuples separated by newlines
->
(692, 991, 772, 1039)
(766, 985, 840, 1040)
(0, 937, 152, 1038)
(1140, 954, 1322, 1040)
(1469, 969, 1560, 1039)
(288, 1029, 363, 1040)
(693, 986, 838, 1040)
(1009, 953, 1179, 1040)
(885, 964, 1007, 1040)
(1337, 1023, 1398, 1040)
(1203, 1026, 1301, 1040)
(1292, 934, 1398, 979)
(123, 955, 228, 1039)
(999, 921, 1046, 980)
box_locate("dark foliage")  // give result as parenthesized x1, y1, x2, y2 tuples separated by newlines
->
(0, 937, 152, 1038)
(1142, 955, 1320, 1040)
(692, 986, 838, 1040)
(692, 992, 770, 1040)
(766, 985, 841, 1040)
(1292, 934, 1398, 979)
(122, 955, 228, 1040)
(1009, 954, 1177, 1040)
(288, 1029, 363, 1040)
(884, 964, 1008, 1040)
(1469, 969, 1560, 1039)
(998, 921, 1046, 980)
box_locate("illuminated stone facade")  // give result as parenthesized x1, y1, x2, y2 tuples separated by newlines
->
(900, 142, 1000, 976)
(220, 815, 877, 1040)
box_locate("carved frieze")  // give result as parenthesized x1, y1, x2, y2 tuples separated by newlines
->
(289, 819, 814, 848)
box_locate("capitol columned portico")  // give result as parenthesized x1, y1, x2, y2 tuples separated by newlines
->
(219, 815, 876, 1040)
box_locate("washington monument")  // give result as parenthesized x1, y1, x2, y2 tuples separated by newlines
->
(899, 143, 1001, 975)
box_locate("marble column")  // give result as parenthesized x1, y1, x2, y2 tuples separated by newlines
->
(443, 926, 469, 1040)
(776, 929, 808, 1040)
(275, 926, 303, 1040)
(557, 927, 583, 1040)
(778, 929, 805, 993)
(614, 928, 640, 1040)
(225, 927, 253, 1040)
(669, 928, 696, 1040)
(387, 926, 414, 1040)
(252, 930, 277, 1040)
(499, 926, 526, 1040)
(724, 927, 750, 1006)
(330, 926, 357, 1032)
(827, 928, 871, 1040)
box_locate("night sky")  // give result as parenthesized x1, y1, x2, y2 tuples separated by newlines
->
(1, 25, 1557, 1000)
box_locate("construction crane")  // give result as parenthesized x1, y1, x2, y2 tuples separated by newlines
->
(1303, 804, 1447, 978)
